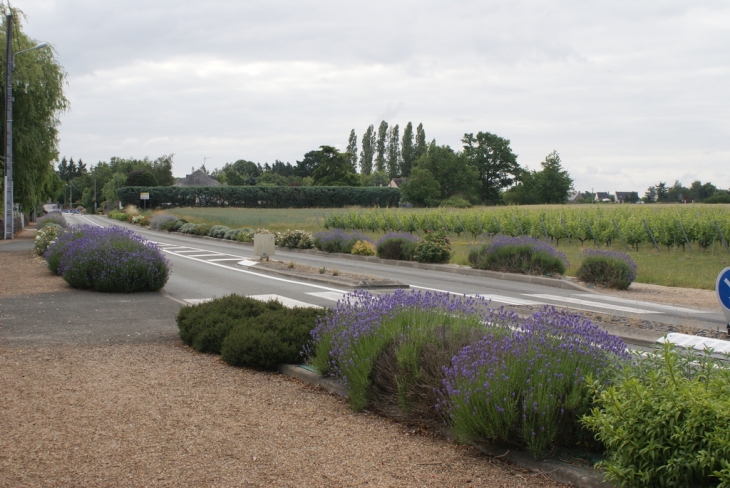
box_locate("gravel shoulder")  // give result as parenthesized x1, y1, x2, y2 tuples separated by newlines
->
(0, 244, 568, 487)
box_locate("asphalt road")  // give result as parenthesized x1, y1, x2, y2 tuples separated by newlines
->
(66, 213, 727, 336)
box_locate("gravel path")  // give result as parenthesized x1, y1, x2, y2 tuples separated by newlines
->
(0, 245, 568, 487)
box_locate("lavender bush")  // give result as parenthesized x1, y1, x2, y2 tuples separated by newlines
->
(375, 232, 418, 260)
(45, 225, 170, 293)
(576, 249, 637, 290)
(314, 229, 372, 254)
(36, 211, 67, 230)
(467, 236, 568, 276)
(441, 306, 629, 457)
(149, 213, 177, 231)
(308, 290, 499, 411)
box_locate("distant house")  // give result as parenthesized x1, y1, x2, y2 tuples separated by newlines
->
(174, 169, 222, 187)
(389, 178, 406, 188)
(614, 191, 634, 203)
(594, 192, 612, 202)
(567, 191, 581, 203)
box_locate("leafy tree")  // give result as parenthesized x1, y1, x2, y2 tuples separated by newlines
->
(150, 155, 175, 186)
(359, 125, 374, 175)
(0, 8, 69, 215)
(461, 131, 520, 204)
(126, 170, 158, 187)
(57, 157, 71, 182)
(653, 182, 669, 202)
(414, 123, 427, 161)
(257, 172, 289, 186)
(101, 173, 127, 209)
(400, 122, 415, 177)
(360, 170, 389, 187)
(534, 150, 573, 203)
(346, 129, 358, 171)
(295, 150, 322, 178)
(75, 158, 87, 176)
(687, 181, 717, 202)
(310, 146, 360, 186)
(400, 167, 441, 206)
(375, 120, 389, 172)
(386, 124, 400, 177)
(644, 186, 657, 203)
(502, 168, 539, 205)
(270, 160, 294, 177)
(414, 143, 480, 202)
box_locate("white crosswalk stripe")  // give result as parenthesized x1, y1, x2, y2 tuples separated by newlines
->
(572, 294, 713, 314)
(248, 294, 322, 309)
(525, 294, 661, 314)
(307, 291, 346, 302)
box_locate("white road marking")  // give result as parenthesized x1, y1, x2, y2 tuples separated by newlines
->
(208, 258, 249, 262)
(658, 333, 730, 354)
(526, 294, 660, 314)
(470, 294, 542, 306)
(248, 294, 322, 309)
(159, 242, 346, 293)
(183, 298, 214, 305)
(307, 291, 346, 302)
(237, 259, 260, 266)
(573, 294, 713, 314)
(185, 254, 225, 258)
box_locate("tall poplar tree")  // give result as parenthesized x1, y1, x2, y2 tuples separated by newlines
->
(386, 124, 400, 177)
(400, 122, 415, 177)
(346, 129, 358, 172)
(375, 120, 389, 172)
(414, 123, 427, 161)
(359, 125, 374, 175)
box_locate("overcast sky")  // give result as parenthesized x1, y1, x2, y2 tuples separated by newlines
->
(14, 0, 730, 193)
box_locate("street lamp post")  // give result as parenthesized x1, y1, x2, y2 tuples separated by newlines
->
(3, 11, 48, 239)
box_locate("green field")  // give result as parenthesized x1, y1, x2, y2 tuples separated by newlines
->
(159, 206, 730, 290)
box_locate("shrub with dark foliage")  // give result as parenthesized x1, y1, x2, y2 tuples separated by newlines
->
(177, 294, 285, 354)
(375, 232, 418, 261)
(221, 307, 324, 370)
(413, 229, 452, 263)
(467, 236, 567, 276)
(575, 249, 637, 290)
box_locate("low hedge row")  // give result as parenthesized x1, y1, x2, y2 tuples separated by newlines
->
(118, 185, 400, 209)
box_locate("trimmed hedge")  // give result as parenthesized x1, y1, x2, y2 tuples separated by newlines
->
(118, 185, 400, 209)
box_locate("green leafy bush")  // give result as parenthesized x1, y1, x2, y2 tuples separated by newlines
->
(223, 228, 244, 240)
(172, 219, 187, 231)
(35, 223, 63, 256)
(150, 214, 177, 231)
(582, 342, 730, 487)
(413, 229, 452, 263)
(467, 236, 567, 276)
(276, 229, 314, 249)
(351, 240, 376, 256)
(439, 196, 472, 208)
(575, 249, 637, 290)
(208, 225, 231, 239)
(375, 233, 418, 261)
(235, 227, 256, 242)
(221, 307, 324, 370)
(108, 210, 130, 222)
(176, 294, 285, 354)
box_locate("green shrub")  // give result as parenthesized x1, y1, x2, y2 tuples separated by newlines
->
(467, 236, 567, 276)
(178, 223, 212, 236)
(439, 196, 472, 208)
(413, 229, 452, 264)
(176, 294, 285, 354)
(276, 229, 314, 249)
(221, 307, 324, 370)
(582, 342, 730, 487)
(35, 223, 63, 256)
(208, 225, 231, 239)
(576, 249, 637, 290)
(37, 211, 67, 229)
(172, 219, 187, 231)
(223, 228, 244, 240)
(235, 227, 256, 242)
(108, 210, 130, 222)
(375, 233, 418, 261)
(351, 240, 376, 256)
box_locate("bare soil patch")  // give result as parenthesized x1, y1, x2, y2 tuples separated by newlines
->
(0, 250, 70, 297)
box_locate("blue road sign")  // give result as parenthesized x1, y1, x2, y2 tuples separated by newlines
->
(716, 267, 730, 313)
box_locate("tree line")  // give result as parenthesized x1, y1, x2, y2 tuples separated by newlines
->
(644, 180, 730, 204)
(210, 122, 575, 207)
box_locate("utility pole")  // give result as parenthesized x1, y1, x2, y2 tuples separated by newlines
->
(3, 12, 13, 239)
(93, 170, 97, 214)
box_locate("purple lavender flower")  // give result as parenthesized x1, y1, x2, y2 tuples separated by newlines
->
(579, 248, 638, 285)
